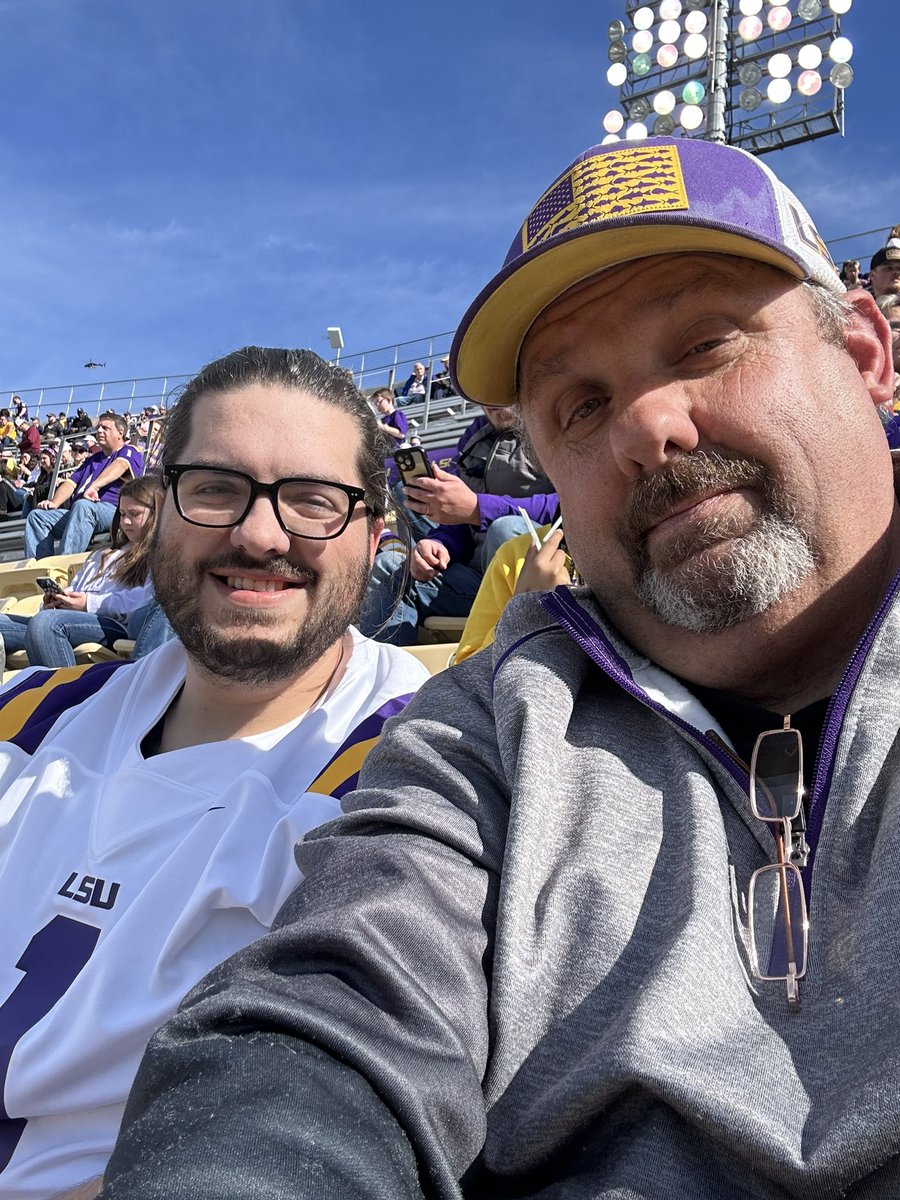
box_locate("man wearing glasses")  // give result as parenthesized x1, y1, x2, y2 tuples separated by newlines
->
(103, 145, 900, 1198)
(0, 347, 427, 1199)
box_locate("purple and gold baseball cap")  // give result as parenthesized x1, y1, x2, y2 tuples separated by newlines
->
(450, 137, 843, 407)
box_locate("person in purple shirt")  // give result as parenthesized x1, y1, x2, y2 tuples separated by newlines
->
(361, 402, 556, 644)
(372, 388, 409, 445)
(24, 411, 144, 559)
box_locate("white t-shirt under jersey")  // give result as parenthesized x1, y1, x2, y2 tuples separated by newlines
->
(0, 632, 428, 1198)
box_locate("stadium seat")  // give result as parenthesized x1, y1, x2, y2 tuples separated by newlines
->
(0, 553, 90, 601)
(6, 642, 124, 670)
(401, 642, 458, 675)
(420, 616, 467, 643)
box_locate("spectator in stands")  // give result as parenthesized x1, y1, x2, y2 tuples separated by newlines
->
(0, 408, 16, 450)
(21, 447, 57, 514)
(454, 518, 571, 663)
(397, 361, 428, 405)
(43, 412, 66, 440)
(877, 294, 900, 410)
(71, 440, 92, 468)
(839, 259, 861, 287)
(0, 345, 428, 1199)
(870, 241, 900, 300)
(0, 457, 27, 517)
(71, 406, 93, 432)
(24, 411, 143, 559)
(0, 477, 158, 667)
(361, 401, 556, 643)
(372, 387, 409, 444)
(431, 354, 454, 399)
(11, 395, 27, 423)
(19, 415, 41, 456)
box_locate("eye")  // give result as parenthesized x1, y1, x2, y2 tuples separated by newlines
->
(685, 337, 726, 356)
(566, 396, 606, 427)
(281, 484, 342, 514)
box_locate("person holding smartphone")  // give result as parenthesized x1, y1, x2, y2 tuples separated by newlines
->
(0, 477, 158, 667)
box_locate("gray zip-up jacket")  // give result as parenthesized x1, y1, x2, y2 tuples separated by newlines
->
(103, 580, 900, 1200)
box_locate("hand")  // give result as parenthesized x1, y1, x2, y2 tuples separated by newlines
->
(410, 538, 450, 582)
(514, 529, 571, 596)
(37, 499, 55, 510)
(404, 466, 479, 526)
(83, 486, 100, 502)
(47, 589, 87, 612)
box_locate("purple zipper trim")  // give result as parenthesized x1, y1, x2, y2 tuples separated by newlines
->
(538, 587, 747, 791)
(803, 568, 900, 883)
(541, 576, 900, 895)
(491, 625, 561, 682)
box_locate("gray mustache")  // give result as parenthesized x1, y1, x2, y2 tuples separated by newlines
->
(619, 451, 768, 549)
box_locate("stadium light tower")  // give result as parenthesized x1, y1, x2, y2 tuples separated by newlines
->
(601, 0, 854, 155)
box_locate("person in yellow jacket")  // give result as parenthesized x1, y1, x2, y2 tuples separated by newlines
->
(455, 524, 572, 662)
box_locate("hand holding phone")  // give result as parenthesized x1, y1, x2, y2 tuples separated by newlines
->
(395, 447, 434, 487)
(36, 576, 64, 596)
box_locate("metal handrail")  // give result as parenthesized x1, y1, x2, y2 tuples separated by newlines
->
(0, 331, 463, 434)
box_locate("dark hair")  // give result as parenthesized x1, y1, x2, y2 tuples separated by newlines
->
(98, 411, 128, 438)
(105, 476, 161, 588)
(162, 347, 390, 522)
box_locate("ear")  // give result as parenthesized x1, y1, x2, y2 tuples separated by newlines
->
(844, 288, 895, 406)
(368, 516, 385, 564)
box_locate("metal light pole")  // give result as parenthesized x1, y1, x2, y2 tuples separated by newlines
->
(326, 326, 344, 366)
(706, 0, 730, 143)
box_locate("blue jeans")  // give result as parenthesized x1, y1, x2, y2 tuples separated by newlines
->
(478, 514, 530, 569)
(0, 609, 127, 667)
(359, 549, 482, 646)
(359, 516, 533, 646)
(24, 499, 116, 559)
(128, 602, 176, 658)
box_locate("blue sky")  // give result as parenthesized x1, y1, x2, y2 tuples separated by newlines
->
(0, 0, 892, 396)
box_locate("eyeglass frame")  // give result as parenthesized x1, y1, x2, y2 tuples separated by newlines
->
(162, 463, 373, 541)
(746, 723, 810, 1009)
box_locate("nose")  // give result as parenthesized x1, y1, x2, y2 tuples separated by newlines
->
(607, 380, 700, 481)
(230, 493, 292, 558)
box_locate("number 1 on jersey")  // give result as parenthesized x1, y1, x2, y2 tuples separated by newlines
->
(0, 916, 100, 1172)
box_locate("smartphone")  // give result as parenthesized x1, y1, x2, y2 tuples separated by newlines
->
(36, 576, 64, 596)
(395, 447, 434, 486)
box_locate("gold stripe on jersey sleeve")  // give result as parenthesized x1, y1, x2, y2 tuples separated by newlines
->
(308, 736, 379, 795)
(0, 665, 95, 743)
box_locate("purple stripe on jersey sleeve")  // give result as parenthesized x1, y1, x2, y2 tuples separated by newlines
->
(316, 693, 417, 800)
(5, 662, 127, 754)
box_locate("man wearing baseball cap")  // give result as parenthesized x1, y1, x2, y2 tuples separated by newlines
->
(102, 140, 899, 1199)
(869, 234, 900, 299)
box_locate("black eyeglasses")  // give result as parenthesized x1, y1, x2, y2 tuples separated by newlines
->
(163, 464, 371, 541)
(746, 718, 810, 1009)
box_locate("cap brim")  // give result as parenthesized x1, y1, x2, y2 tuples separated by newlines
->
(452, 224, 808, 408)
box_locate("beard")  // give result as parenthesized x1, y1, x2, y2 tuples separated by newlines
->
(149, 535, 372, 685)
(618, 451, 817, 634)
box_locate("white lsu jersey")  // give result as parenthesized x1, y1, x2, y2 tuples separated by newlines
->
(0, 632, 428, 1198)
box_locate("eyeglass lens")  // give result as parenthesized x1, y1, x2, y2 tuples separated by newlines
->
(176, 469, 352, 537)
(750, 728, 803, 822)
(749, 861, 807, 983)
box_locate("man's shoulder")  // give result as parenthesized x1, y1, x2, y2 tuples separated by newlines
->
(0, 660, 129, 754)
(345, 629, 431, 694)
(115, 443, 144, 465)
